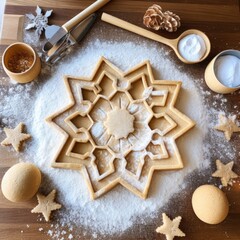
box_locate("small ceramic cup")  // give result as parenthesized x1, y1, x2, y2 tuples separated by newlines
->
(204, 49, 240, 94)
(2, 42, 41, 83)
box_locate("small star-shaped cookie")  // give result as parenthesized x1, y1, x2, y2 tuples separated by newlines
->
(31, 189, 62, 221)
(214, 114, 240, 141)
(212, 159, 238, 186)
(156, 213, 186, 240)
(1, 122, 31, 152)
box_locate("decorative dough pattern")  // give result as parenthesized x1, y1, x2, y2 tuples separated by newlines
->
(46, 57, 195, 199)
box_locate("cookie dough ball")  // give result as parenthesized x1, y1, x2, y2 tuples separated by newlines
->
(192, 185, 229, 224)
(1, 162, 41, 202)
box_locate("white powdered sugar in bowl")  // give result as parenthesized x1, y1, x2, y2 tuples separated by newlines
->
(214, 54, 240, 88)
(178, 34, 207, 62)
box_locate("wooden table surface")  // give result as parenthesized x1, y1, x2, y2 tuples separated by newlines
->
(0, 1, 240, 239)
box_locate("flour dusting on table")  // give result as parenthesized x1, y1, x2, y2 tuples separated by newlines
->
(0, 31, 239, 239)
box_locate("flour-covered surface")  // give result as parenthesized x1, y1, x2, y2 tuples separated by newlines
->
(0, 13, 240, 240)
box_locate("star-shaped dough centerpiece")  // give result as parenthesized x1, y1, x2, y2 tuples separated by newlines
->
(156, 213, 186, 240)
(47, 57, 195, 199)
(1, 122, 31, 152)
(212, 159, 238, 186)
(31, 189, 62, 221)
(214, 114, 240, 141)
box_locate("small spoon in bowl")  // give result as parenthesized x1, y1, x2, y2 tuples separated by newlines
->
(101, 13, 211, 64)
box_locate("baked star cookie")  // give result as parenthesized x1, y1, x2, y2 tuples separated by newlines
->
(156, 213, 185, 240)
(31, 189, 62, 221)
(214, 114, 240, 141)
(212, 159, 238, 186)
(1, 122, 31, 152)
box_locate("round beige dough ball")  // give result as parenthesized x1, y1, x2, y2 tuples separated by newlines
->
(1, 162, 41, 202)
(192, 184, 229, 224)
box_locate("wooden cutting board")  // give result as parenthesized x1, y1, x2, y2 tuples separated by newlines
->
(0, 1, 240, 239)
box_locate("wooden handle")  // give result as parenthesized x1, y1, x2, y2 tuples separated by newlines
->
(63, 0, 111, 31)
(101, 13, 173, 48)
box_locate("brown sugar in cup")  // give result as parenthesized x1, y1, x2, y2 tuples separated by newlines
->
(2, 42, 41, 83)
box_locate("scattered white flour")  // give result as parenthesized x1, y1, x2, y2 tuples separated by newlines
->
(178, 34, 206, 62)
(0, 26, 238, 239)
(214, 54, 240, 88)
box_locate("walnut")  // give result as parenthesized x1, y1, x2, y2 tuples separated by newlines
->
(143, 4, 181, 32)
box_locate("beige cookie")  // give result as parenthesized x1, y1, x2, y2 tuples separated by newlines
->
(156, 213, 185, 240)
(212, 159, 238, 186)
(31, 189, 62, 222)
(104, 107, 135, 140)
(1, 122, 31, 151)
(214, 114, 240, 141)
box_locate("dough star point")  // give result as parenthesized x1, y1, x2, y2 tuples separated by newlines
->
(156, 213, 186, 240)
(1, 122, 31, 152)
